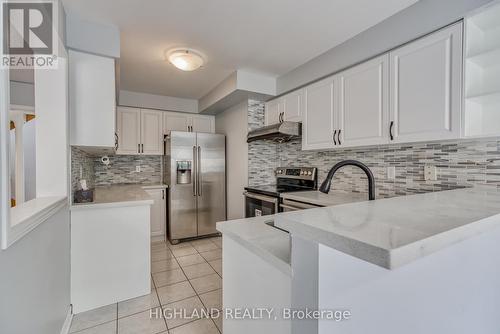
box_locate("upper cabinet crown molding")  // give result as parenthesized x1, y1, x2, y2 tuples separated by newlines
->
(69, 50, 116, 148)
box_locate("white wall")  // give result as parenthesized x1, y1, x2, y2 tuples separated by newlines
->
(215, 101, 248, 219)
(10, 82, 34, 107)
(0, 206, 71, 334)
(119, 90, 198, 113)
(277, 0, 495, 94)
(65, 11, 120, 58)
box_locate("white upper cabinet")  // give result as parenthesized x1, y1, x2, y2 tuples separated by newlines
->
(264, 99, 282, 125)
(191, 115, 215, 133)
(69, 50, 116, 148)
(141, 109, 164, 155)
(163, 112, 215, 133)
(464, 3, 500, 137)
(116, 107, 163, 155)
(389, 23, 463, 143)
(283, 89, 304, 122)
(164, 112, 191, 132)
(302, 76, 337, 150)
(265, 90, 304, 125)
(337, 54, 389, 147)
(116, 107, 140, 155)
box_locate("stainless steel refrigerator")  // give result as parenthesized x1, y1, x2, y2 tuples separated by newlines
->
(164, 131, 226, 243)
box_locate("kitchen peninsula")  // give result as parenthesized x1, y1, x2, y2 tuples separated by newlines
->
(217, 187, 500, 334)
(70, 184, 167, 313)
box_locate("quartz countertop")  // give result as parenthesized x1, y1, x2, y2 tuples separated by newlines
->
(71, 184, 167, 210)
(275, 187, 500, 269)
(281, 190, 368, 207)
(216, 215, 291, 276)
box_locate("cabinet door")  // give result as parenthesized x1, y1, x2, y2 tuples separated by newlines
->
(69, 50, 116, 147)
(283, 89, 304, 122)
(389, 23, 462, 143)
(141, 109, 164, 155)
(303, 77, 336, 150)
(338, 55, 389, 147)
(265, 99, 281, 125)
(116, 107, 140, 155)
(144, 188, 166, 237)
(191, 115, 215, 133)
(164, 112, 190, 133)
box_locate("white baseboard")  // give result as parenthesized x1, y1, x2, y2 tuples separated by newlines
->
(60, 306, 73, 334)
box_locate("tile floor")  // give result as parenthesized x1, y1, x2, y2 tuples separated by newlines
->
(69, 236, 223, 334)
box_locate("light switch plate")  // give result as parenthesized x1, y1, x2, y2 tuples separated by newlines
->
(136, 166, 141, 172)
(424, 165, 437, 181)
(387, 166, 396, 180)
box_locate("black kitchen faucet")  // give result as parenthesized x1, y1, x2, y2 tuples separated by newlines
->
(319, 160, 375, 200)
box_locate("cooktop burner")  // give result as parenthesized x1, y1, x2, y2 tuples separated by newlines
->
(244, 184, 312, 197)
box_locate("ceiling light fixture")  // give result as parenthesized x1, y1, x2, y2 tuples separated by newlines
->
(166, 48, 205, 71)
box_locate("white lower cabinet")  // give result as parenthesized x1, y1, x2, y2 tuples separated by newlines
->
(389, 23, 462, 143)
(144, 187, 166, 238)
(302, 76, 337, 150)
(337, 54, 389, 147)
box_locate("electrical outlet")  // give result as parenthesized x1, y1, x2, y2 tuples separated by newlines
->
(136, 166, 141, 173)
(424, 165, 437, 181)
(387, 166, 396, 180)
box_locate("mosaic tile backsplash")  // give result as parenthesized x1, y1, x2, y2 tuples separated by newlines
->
(71, 147, 162, 192)
(247, 100, 500, 198)
(93, 155, 162, 186)
(71, 147, 95, 191)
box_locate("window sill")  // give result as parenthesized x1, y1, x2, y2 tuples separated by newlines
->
(2, 196, 67, 249)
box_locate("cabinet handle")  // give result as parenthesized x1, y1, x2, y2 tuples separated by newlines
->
(162, 190, 165, 199)
(141, 144, 144, 153)
(389, 121, 394, 141)
(333, 130, 337, 145)
(138, 144, 140, 154)
(115, 133, 119, 150)
(338, 129, 342, 145)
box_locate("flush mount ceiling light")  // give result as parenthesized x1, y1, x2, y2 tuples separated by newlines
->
(166, 48, 205, 71)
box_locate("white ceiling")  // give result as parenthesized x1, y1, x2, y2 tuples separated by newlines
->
(62, 0, 418, 99)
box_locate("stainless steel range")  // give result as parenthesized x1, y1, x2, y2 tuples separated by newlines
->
(244, 167, 318, 218)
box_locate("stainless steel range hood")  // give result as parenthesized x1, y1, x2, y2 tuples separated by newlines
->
(247, 121, 302, 143)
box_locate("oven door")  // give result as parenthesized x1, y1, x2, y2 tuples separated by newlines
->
(280, 198, 323, 212)
(244, 192, 278, 218)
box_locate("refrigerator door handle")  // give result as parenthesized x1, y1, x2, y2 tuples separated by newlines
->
(197, 146, 202, 196)
(192, 146, 197, 197)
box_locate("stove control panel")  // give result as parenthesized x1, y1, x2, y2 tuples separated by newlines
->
(275, 167, 317, 180)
